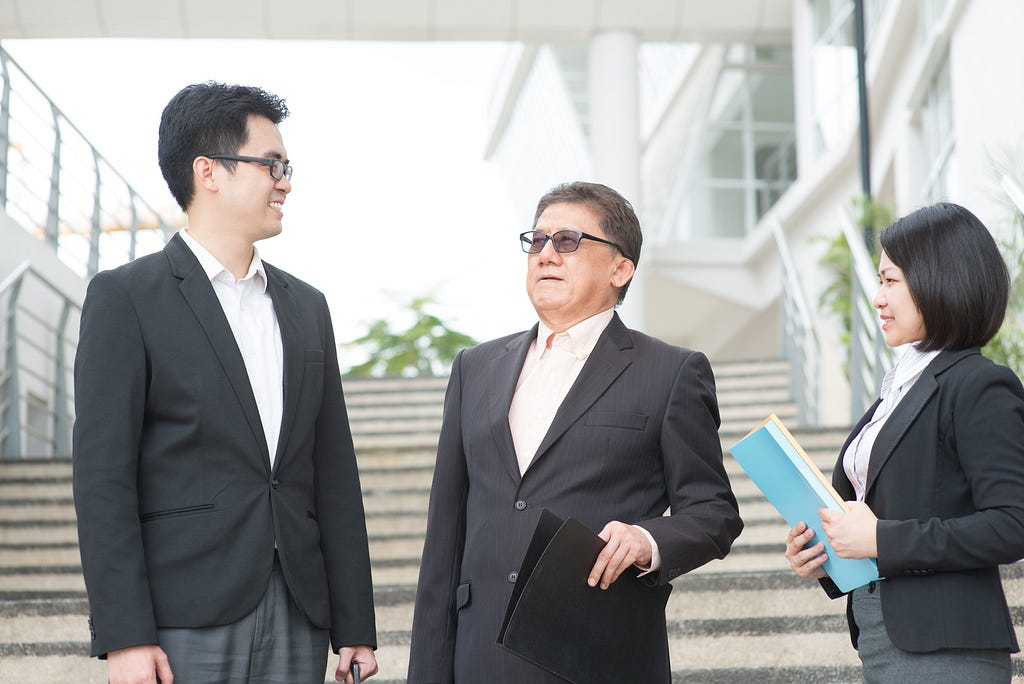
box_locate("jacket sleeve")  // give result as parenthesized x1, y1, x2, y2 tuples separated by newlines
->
(876, 362, 1024, 574)
(72, 271, 158, 657)
(639, 350, 744, 584)
(407, 350, 470, 684)
(314, 295, 378, 651)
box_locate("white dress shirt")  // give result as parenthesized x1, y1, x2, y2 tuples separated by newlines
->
(507, 308, 661, 571)
(842, 343, 940, 502)
(179, 229, 284, 468)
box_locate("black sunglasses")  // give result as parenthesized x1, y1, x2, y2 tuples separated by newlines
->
(519, 229, 633, 262)
(207, 154, 293, 181)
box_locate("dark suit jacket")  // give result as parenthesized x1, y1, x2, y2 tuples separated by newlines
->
(72, 234, 376, 658)
(407, 313, 743, 683)
(826, 348, 1024, 653)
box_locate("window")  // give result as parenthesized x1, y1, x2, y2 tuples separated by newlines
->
(689, 46, 797, 238)
(920, 55, 955, 202)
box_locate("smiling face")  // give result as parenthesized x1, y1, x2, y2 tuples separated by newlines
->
(874, 250, 927, 347)
(215, 114, 292, 243)
(525, 202, 634, 331)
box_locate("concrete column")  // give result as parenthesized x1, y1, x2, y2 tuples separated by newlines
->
(588, 30, 646, 330)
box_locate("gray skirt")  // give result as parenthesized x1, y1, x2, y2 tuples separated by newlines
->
(851, 583, 1011, 684)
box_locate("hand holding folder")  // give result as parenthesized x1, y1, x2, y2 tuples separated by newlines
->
(729, 414, 882, 593)
(497, 509, 672, 683)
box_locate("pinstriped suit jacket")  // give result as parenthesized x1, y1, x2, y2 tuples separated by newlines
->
(407, 313, 743, 683)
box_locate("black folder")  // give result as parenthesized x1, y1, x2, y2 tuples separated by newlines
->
(497, 509, 673, 683)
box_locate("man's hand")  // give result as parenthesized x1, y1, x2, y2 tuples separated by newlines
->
(820, 502, 879, 559)
(335, 644, 378, 682)
(588, 521, 653, 590)
(107, 644, 173, 684)
(784, 521, 828, 579)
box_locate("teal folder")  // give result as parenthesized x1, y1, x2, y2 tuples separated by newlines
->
(729, 414, 881, 593)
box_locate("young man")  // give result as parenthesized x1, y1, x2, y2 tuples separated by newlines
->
(73, 82, 377, 684)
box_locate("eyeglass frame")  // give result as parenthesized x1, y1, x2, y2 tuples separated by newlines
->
(519, 229, 634, 263)
(206, 154, 293, 181)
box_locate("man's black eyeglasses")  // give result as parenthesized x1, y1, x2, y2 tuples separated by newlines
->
(519, 229, 633, 262)
(207, 154, 293, 181)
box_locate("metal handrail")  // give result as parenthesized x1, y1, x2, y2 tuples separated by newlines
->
(1002, 174, 1024, 216)
(0, 43, 173, 279)
(771, 220, 821, 425)
(0, 259, 80, 459)
(839, 208, 893, 422)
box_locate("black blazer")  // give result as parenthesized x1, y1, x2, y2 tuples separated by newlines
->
(407, 313, 743, 683)
(828, 348, 1024, 653)
(72, 234, 376, 657)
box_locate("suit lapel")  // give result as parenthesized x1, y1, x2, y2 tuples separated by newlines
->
(489, 327, 536, 485)
(863, 350, 971, 495)
(267, 268, 302, 474)
(529, 314, 633, 472)
(166, 235, 271, 471)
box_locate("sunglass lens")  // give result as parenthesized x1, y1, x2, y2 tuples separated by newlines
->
(551, 231, 580, 253)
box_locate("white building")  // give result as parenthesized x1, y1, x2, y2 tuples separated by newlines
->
(485, 0, 1024, 424)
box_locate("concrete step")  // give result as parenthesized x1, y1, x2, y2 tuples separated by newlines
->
(0, 360, 878, 683)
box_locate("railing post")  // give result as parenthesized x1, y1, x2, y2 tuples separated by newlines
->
(1, 273, 23, 459)
(46, 102, 62, 248)
(53, 300, 71, 457)
(129, 190, 139, 261)
(771, 220, 821, 426)
(0, 49, 11, 209)
(88, 148, 102, 276)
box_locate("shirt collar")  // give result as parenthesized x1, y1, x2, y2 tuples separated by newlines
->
(534, 308, 615, 362)
(888, 343, 941, 393)
(179, 228, 268, 293)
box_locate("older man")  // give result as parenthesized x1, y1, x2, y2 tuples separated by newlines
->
(407, 181, 743, 683)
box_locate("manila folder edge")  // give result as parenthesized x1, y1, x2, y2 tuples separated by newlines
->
(729, 414, 880, 593)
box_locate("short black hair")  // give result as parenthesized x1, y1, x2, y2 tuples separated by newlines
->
(880, 202, 1009, 352)
(158, 82, 289, 211)
(532, 181, 642, 304)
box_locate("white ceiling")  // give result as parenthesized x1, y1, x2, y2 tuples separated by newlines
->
(0, 0, 791, 43)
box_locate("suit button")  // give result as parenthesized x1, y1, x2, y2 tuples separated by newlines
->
(514, 499, 527, 511)
(507, 571, 518, 583)
(271, 479, 279, 489)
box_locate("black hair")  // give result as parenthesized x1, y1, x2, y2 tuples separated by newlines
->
(158, 82, 289, 210)
(879, 202, 1009, 351)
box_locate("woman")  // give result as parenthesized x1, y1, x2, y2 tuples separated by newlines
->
(785, 202, 1024, 683)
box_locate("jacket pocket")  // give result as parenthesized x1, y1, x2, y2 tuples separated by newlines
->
(456, 581, 471, 611)
(140, 503, 214, 522)
(305, 349, 324, 363)
(584, 411, 648, 430)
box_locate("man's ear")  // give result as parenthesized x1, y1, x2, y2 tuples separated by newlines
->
(611, 256, 635, 288)
(193, 156, 219, 193)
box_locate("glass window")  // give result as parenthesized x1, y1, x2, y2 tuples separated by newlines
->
(809, 0, 858, 154)
(686, 46, 797, 237)
(921, 55, 954, 202)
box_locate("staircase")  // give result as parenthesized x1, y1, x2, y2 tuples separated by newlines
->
(2, 359, 1023, 683)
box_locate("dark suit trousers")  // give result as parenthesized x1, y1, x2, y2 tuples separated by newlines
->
(157, 555, 330, 683)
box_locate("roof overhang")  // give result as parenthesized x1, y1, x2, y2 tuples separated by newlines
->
(0, 0, 790, 43)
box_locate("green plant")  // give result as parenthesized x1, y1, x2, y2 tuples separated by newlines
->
(815, 195, 893, 350)
(983, 206, 1024, 378)
(342, 295, 477, 377)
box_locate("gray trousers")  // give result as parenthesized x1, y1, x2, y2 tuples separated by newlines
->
(851, 583, 1011, 684)
(157, 555, 330, 684)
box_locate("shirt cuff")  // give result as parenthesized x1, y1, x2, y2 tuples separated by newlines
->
(632, 525, 661, 576)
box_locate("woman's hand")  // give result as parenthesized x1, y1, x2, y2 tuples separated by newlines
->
(820, 502, 878, 559)
(785, 521, 828, 579)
